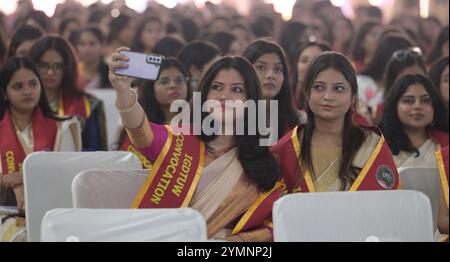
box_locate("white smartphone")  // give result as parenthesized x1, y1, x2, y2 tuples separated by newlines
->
(114, 51, 165, 81)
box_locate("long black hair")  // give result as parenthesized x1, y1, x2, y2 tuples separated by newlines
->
(242, 39, 299, 136)
(140, 58, 192, 124)
(28, 35, 84, 98)
(381, 74, 449, 155)
(197, 56, 279, 192)
(301, 52, 366, 190)
(0, 57, 64, 121)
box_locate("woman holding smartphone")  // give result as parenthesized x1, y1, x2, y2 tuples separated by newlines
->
(115, 58, 192, 169)
(109, 47, 281, 242)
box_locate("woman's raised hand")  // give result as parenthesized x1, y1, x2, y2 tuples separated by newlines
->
(108, 46, 132, 93)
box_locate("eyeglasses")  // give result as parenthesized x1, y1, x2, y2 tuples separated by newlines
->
(156, 76, 188, 87)
(392, 47, 423, 61)
(36, 62, 65, 72)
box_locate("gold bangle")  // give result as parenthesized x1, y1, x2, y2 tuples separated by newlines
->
(115, 88, 138, 114)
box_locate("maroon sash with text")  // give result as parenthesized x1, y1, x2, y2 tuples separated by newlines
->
(0, 108, 57, 174)
(131, 126, 205, 208)
(130, 125, 284, 235)
(271, 125, 399, 193)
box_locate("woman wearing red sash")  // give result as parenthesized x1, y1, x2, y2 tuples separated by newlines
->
(28, 35, 107, 151)
(114, 58, 192, 169)
(380, 74, 449, 239)
(380, 74, 448, 170)
(110, 47, 281, 241)
(271, 52, 400, 193)
(0, 57, 81, 211)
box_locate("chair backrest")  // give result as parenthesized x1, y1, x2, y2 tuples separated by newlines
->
(398, 167, 441, 234)
(86, 89, 120, 150)
(23, 151, 141, 242)
(41, 208, 207, 242)
(72, 169, 149, 208)
(273, 190, 434, 242)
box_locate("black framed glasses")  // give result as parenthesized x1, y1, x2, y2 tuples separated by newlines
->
(36, 62, 65, 72)
(392, 47, 423, 61)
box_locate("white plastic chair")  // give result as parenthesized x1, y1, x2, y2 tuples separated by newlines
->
(72, 169, 149, 208)
(398, 167, 441, 234)
(23, 151, 142, 242)
(273, 190, 434, 242)
(41, 208, 207, 242)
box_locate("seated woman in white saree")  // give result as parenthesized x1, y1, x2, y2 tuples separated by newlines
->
(109, 47, 282, 242)
(380, 74, 449, 240)
(0, 57, 81, 241)
(380, 74, 448, 170)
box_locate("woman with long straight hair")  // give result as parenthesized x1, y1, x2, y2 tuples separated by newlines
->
(0, 57, 81, 212)
(29, 35, 107, 151)
(242, 39, 300, 140)
(380, 74, 449, 237)
(380, 74, 448, 169)
(272, 52, 399, 193)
